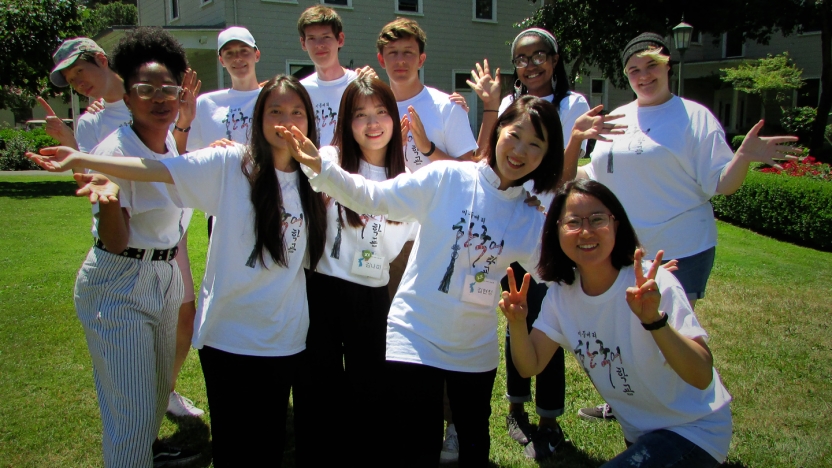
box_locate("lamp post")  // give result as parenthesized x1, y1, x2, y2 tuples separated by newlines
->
(672, 17, 694, 97)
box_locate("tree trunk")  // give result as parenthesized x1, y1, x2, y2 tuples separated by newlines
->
(810, 6, 832, 162)
(570, 54, 584, 90)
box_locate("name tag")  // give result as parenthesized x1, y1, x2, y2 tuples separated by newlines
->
(461, 274, 498, 306)
(351, 250, 385, 279)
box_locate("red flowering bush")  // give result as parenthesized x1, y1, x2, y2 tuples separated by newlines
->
(758, 156, 831, 182)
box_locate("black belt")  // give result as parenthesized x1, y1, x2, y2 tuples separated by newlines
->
(94, 238, 178, 261)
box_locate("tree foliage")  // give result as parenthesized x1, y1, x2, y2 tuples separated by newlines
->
(721, 53, 804, 103)
(82, 1, 138, 38)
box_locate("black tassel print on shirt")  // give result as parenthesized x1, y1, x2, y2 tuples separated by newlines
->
(330, 203, 343, 259)
(439, 218, 466, 293)
(246, 246, 258, 268)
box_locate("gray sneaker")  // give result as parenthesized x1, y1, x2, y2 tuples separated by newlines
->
(506, 411, 536, 445)
(578, 403, 616, 422)
(439, 424, 459, 464)
(523, 423, 564, 460)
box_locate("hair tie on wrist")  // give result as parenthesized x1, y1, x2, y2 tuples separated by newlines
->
(174, 125, 191, 133)
(423, 141, 436, 157)
(483, 109, 498, 113)
(641, 312, 668, 331)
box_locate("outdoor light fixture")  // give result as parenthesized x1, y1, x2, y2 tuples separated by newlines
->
(672, 16, 694, 97)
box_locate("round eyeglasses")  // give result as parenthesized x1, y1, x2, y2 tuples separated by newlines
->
(558, 213, 615, 232)
(512, 51, 551, 68)
(130, 84, 182, 100)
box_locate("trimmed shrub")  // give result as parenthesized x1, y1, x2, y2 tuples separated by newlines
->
(0, 127, 58, 171)
(712, 169, 832, 251)
(780, 106, 816, 142)
(731, 135, 745, 150)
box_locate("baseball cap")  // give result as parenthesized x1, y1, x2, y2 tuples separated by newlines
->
(621, 32, 670, 67)
(50, 38, 106, 87)
(218, 26, 257, 54)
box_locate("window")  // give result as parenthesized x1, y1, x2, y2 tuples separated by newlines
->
(690, 31, 703, 45)
(473, 0, 496, 22)
(322, 0, 350, 6)
(591, 79, 604, 95)
(797, 78, 820, 107)
(396, 0, 421, 14)
(453, 71, 477, 132)
(200, 0, 212, 6)
(590, 78, 607, 108)
(169, 0, 179, 21)
(723, 32, 744, 58)
(287, 61, 315, 80)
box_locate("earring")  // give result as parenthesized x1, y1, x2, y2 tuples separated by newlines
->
(513, 79, 524, 101)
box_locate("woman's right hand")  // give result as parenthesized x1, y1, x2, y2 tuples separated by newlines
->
(499, 266, 531, 325)
(26, 146, 83, 172)
(74, 173, 120, 204)
(467, 59, 501, 109)
(276, 125, 322, 174)
(572, 105, 627, 142)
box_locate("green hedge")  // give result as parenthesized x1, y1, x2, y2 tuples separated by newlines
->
(712, 169, 832, 250)
(0, 128, 58, 171)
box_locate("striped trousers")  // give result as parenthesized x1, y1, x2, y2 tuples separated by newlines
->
(75, 247, 183, 467)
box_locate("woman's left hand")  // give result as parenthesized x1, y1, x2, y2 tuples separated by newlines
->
(626, 249, 664, 323)
(74, 173, 120, 204)
(276, 125, 322, 173)
(737, 120, 802, 169)
(177, 68, 202, 129)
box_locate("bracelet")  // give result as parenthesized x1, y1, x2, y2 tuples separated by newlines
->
(174, 125, 191, 133)
(641, 312, 669, 331)
(483, 109, 499, 113)
(422, 141, 436, 157)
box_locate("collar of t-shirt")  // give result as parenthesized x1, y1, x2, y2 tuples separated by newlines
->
(313, 70, 355, 87)
(479, 161, 525, 198)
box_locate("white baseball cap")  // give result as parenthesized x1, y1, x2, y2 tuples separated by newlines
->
(218, 26, 257, 54)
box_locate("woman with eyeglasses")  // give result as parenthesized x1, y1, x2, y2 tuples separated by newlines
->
(501, 178, 732, 467)
(41, 27, 197, 466)
(467, 27, 592, 459)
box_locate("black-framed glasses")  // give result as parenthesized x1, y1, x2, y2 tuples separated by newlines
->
(130, 84, 182, 100)
(512, 51, 551, 68)
(558, 213, 615, 232)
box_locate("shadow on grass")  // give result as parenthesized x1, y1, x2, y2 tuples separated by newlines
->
(160, 414, 212, 467)
(0, 180, 78, 199)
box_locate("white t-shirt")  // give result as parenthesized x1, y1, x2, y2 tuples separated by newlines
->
(316, 146, 416, 287)
(301, 69, 359, 148)
(397, 86, 478, 172)
(534, 264, 732, 462)
(584, 96, 734, 259)
(90, 127, 188, 250)
(500, 92, 590, 209)
(76, 99, 132, 153)
(186, 88, 261, 151)
(163, 146, 310, 357)
(305, 159, 545, 372)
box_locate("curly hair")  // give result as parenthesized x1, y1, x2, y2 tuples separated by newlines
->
(111, 27, 189, 91)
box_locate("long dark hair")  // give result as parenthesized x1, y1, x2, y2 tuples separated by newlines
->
(538, 179, 640, 285)
(241, 75, 327, 270)
(510, 29, 571, 110)
(331, 76, 406, 228)
(481, 96, 563, 193)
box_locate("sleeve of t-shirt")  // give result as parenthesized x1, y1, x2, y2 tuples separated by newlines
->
(691, 109, 734, 198)
(531, 286, 569, 347)
(560, 94, 591, 154)
(441, 103, 478, 157)
(653, 265, 709, 341)
(162, 146, 235, 215)
(498, 95, 512, 116)
(75, 115, 99, 153)
(307, 156, 443, 224)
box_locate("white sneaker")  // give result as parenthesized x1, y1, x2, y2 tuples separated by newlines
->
(440, 423, 459, 464)
(167, 391, 205, 417)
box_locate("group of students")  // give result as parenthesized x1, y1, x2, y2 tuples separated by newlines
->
(30, 5, 799, 468)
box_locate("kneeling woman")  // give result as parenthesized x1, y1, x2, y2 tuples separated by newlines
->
(29, 75, 327, 467)
(500, 179, 732, 467)
(280, 95, 562, 467)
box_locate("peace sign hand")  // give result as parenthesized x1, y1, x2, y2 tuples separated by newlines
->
(626, 249, 664, 323)
(499, 267, 531, 325)
(737, 120, 802, 169)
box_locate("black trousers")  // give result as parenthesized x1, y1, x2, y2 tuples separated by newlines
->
(198, 346, 301, 467)
(501, 262, 565, 417)
(382, 361, 497, 468)
(294, 272, 391, 466)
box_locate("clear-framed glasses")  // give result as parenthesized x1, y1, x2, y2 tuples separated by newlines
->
(512, 51, 550, 68)
(558, 213, 615, 232)
(130, 83, 182, 100)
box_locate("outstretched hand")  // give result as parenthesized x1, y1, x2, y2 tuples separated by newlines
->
(275, 125, 322, 173)
(74, 173, 120, 204)
(467, 59, 501, 108)
(26, 146, 82, 172)
(626, 249, 663, 323)
(499, 267, 531, 324)
(572, 105, 627, 143)
(737, 120, 802, 169)
(178, 68, 202, 126)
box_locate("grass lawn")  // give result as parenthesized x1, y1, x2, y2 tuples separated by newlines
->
(1, 174, 830, 467)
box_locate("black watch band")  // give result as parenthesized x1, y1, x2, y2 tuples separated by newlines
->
(174, 125, 191, 133)
(641, 312, 669, 331)
(422, 141, 436, 157)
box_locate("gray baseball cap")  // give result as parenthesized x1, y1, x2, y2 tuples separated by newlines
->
(50, 38, 105, 87)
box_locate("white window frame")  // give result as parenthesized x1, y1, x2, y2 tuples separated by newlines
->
(452, 69, 478, 132)
(395, 0, 423, 15)
(690, 31, 703, 45)
(320, 0, 352, 9)
(590, 78, 608, 109)
(262, 0, 298, 3)
(169, 0, 180, 22)
(722, 32, 745, 58)
(472, 0, 497, 23)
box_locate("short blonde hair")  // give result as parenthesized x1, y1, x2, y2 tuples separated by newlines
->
(623, 46, 670, 76)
